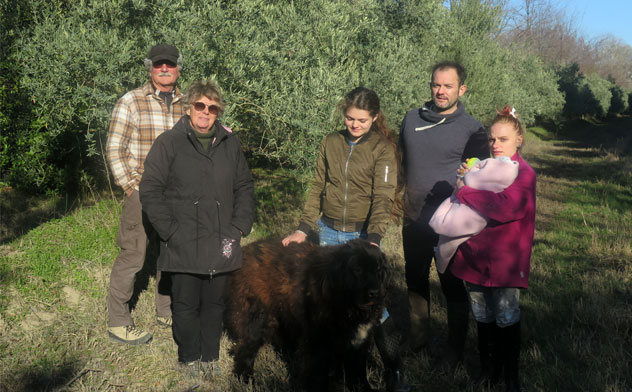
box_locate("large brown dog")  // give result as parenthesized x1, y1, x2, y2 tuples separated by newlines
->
(224, 238, 388, 391)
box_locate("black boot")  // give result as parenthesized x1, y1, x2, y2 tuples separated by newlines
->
(473, 322, 501, 387)
(444, 301, 469, 368)
(502, 322, 521, 392)
(375, 316, 411, 392)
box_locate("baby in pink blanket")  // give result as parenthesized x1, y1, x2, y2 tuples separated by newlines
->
(429, 157, 519, 273)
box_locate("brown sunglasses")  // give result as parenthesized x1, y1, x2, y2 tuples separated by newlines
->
(192, 102, 219, 114)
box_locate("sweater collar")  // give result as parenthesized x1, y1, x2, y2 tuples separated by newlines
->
(419, 100, 465, 124)
(180, 116, 230, 141)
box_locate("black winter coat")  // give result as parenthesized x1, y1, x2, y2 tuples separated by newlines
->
(139, 116, 255, 276)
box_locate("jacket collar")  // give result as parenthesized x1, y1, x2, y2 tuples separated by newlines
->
(339, 128, 377, 145)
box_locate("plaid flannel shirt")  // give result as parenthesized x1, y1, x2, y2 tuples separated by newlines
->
(106, 81, 185, 193)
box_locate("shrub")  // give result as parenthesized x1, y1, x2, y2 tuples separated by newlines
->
(439, 2, 564, 125)
(583, 74, 613, 118)
(8, 3, 148, 193)
(3, 0, 571, 195)
(609, 84, 629, 115)
(557, 64, 614, 119)
(558, 63, 585, 118)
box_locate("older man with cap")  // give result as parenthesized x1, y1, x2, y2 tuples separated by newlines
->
(106, 44, 185, 345)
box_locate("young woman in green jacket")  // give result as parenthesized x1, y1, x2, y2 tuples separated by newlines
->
(282, 87, 397, 247)
(282, 87, 409, 392)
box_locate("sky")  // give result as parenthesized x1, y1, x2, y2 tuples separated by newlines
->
(511, 0, 632, 47)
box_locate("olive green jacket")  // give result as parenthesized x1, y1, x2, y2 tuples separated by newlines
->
(297, 129, 397, 245)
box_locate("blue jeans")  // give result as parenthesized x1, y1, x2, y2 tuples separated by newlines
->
(317, 219, 367, 246)
(317, 219, 389, 322)
(466, 283, 520, 327)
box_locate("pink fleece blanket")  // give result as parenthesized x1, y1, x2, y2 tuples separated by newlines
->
(429, 157, 519, 273)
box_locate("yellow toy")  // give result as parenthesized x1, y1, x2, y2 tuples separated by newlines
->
(466, 157, 480, 169)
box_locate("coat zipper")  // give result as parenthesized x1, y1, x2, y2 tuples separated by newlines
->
(194, 198, 200, 261)
(211, 200, 221, 279)
(343, 144, 354, 231)
(186, 127, 225, 279)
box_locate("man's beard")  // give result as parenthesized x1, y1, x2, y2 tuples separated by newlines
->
(433, 99, 458, 113)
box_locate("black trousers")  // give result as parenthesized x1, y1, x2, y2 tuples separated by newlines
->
(171, 272, 227, 363)
(402, 218, 468, 303)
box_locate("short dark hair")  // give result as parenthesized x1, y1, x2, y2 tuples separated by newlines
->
(431, 61, 467, 86)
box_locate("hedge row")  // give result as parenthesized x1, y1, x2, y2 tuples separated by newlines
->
(1, 0, 617, 194)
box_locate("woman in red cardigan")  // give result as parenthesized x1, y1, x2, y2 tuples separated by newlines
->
(450, 106, 536, 392)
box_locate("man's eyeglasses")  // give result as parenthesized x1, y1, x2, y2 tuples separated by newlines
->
(192, 102, 220, 115)
(153, 61, 177, 69)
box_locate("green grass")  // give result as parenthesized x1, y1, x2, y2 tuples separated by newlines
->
(1, 200, 120, 305)
(518, 118, 632, 392)
(0, 118, 631, 391)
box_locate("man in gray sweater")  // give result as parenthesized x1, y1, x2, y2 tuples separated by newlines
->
(399, 61, 489, 365)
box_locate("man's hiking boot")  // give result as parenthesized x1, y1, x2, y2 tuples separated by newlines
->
(156, 316, 173, 328)
(108, 325, 152, 345)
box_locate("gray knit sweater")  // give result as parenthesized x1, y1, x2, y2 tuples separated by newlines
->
(399, 101, 489, 223)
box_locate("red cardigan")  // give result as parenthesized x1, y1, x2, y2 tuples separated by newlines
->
(449, 153, 536, 288)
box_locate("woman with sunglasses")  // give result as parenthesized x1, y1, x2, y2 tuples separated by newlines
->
(140, 79, 254, 381)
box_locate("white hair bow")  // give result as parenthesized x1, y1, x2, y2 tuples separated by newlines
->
(510, 107, 517, 118)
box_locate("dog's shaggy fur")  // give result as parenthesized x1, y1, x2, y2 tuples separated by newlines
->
(224, 239, 388, 391)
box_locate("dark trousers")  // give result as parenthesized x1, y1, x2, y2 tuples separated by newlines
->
(402, 219, 469, 303)
(171, 272, 227, 363)
(403, 218, 470, 359)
